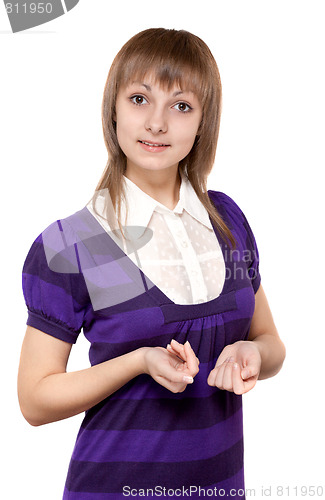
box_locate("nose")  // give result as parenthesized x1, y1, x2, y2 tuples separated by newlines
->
(145, 106, 167, 135)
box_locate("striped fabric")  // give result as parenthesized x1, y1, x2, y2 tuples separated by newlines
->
(22, 191, 261, 499)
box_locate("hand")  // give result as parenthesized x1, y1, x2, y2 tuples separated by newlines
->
(143, 339, 200, 393)
(207, 341, 261, 395)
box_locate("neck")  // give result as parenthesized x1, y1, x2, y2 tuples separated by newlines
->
(124, 165, 181, 210)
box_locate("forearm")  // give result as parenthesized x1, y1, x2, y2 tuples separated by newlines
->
(24, 348, 147, 426)
(251, 334, 286, 380)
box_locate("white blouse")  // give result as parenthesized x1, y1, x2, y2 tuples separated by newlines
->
(86, 174, 226, 305)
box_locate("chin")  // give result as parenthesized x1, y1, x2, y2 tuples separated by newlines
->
(134, 162, 178, 173)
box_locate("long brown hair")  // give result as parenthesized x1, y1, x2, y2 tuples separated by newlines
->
(92, 28, 236, 248)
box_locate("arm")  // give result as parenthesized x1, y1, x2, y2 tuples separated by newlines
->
(18, 327, 199, 427)
(247, 284, 286, 379)
(207, 284, 286, 394)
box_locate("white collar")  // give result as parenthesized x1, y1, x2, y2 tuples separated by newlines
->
(121, 172, 212, 231)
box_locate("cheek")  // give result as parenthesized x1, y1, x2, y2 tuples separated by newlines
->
(116, 110, 138, 145)
(177, 124, 200, 151)
(115, 123, 131, 159)
(115, 114, 132, 150)
(115, 101, 130, 140)
(174, 114, 201, 144)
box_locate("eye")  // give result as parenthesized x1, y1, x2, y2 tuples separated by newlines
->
(173, 102, 193, 113)
(130, 95, 148, 106)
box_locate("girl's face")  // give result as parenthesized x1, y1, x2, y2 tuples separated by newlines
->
(115, 77, 202, 177)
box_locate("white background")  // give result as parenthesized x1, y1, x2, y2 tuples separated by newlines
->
(1, 1, 324, 499)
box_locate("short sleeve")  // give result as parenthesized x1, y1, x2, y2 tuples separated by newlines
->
(22, 220, 90, 344)
(208, 190, 261, 294)
(239, 208, 261, 293)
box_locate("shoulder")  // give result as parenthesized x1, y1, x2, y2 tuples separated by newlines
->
(43, 206, 93, 241)
(27, 206, 90, 244)
(207, 189, 259, 252)
(23, 206, 91, 274)
(208, 190, 247, 225)
(22, 207, 92, 342)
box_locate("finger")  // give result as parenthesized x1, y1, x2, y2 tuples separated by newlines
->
(166, 345, 189, 373)
(183, 341, 199, 375)
(207, 367, 216, 386)
(232, 362, 245, 395)
(166, 344, 189, 364)
(241, 363, 260, 381)
(239, 377, 258, 394)
(159, 362, 194, 386)
(214, 348, 233, 369)
(157, 374, 194, 393)
(165, 373, 194, 391)
(155, 376, 187, 394)
(220, 357, 236, 391)
(207, 351, 232, 386)
(240, 362, 259, 393)
(166, 344, 182, 358)
(169, 339, 187, 361)
(213, 360, 227, 389)
(164, 347, 185, 368)
(169, 340, 199, 375)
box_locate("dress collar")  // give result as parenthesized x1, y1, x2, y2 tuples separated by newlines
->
(121, 172, 212, 230)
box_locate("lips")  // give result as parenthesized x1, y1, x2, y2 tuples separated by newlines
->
(138, 140, 170, 153)
(139, 140, 170, 147)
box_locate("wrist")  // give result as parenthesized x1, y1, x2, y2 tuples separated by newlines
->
(249, 336, 267, 362)
(136, 347, 153, 376)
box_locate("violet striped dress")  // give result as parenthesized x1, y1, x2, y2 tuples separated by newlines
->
(22, 191, 261, 499)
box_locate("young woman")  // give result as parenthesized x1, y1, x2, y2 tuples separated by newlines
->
(18, 28, 286, 499)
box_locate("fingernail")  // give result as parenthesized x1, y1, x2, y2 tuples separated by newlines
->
(242, 369, 250, 379)
(183, 375, 193, 383)
(166, 344, 171, 349)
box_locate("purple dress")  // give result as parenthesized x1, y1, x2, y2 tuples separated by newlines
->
(22, 191, 261, 499)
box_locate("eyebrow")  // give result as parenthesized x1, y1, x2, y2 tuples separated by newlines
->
(135, 82, 187, 97)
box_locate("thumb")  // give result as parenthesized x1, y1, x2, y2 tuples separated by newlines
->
(241, 367, 251, 380)
(241, 361, 260, 381)
(160, 362, 194, 385)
